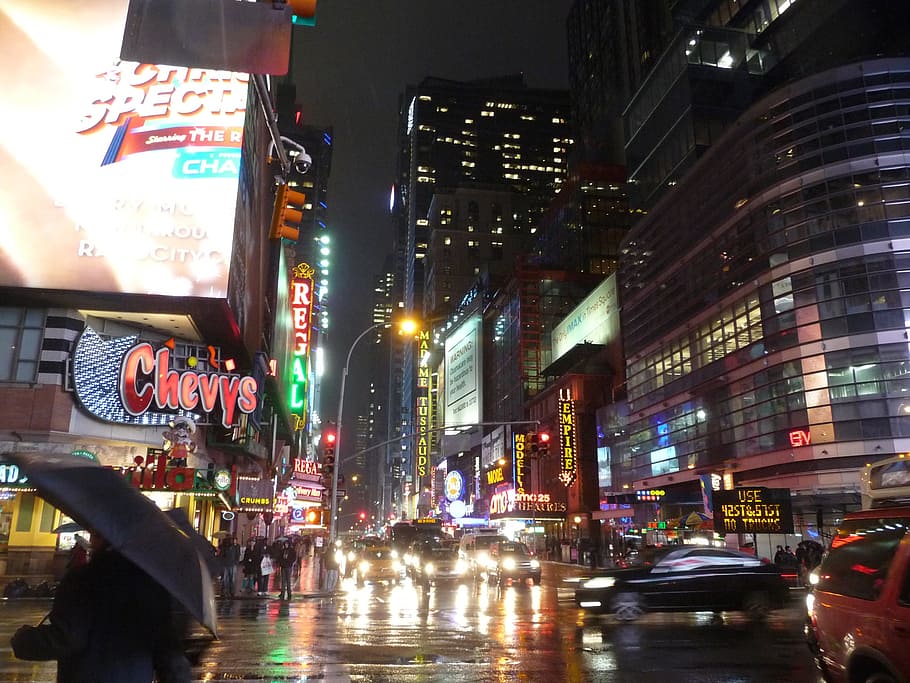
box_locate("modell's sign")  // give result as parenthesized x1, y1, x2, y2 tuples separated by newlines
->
(72, 327, 258, 428)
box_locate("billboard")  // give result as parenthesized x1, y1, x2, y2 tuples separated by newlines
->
(444, 314, 482, 428)
(0, 1, 247, 298)
(550, 275, 619, 363)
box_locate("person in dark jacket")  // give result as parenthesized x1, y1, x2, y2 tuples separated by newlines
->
(10, 530, 189, 683)
(275, 539, 297, 600)
(218, 535, 241, 598)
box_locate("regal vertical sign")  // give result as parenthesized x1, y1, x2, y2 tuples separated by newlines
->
(558, 388, 578, 486)
(289, 262, 314, 431)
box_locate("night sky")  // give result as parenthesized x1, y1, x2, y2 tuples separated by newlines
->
(289, 0, 574, 424)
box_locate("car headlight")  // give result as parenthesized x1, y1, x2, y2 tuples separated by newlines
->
(530, 559, 540, 569)
(347, 551, 356, 561)
(456, 559, 469, 574)
(582, 576, 616, 589)
(392, 561, 402, 572)
(477, 551, 489, 564)
(503, 558, 517, 570)
(808, 570, 820, 586)
(391, 549, 400, 559)
(805, 591, 815, 616)
(359, 560, 370, 574)
(425, 562, 435, 575)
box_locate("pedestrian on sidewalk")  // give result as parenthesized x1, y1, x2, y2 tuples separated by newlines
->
(218, 535, 241, 598)
(240, 539, 256, 593)
(276, 538, 297, 600)
(322, 546, 339, 593)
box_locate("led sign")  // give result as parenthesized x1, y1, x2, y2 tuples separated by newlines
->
(120, 342, 257, 428)
(73, 327, 257, 428)
(444, 470, 465, 501)
(0, 0, 248, 298)
(513, 432, 527, 493)
(558, 388, 578, 486)
(713, 487, 794, 534)
(636, 489, 665, 502)
(289, 263, 315, 430)
(415, 330, 431, 480)
(789, 429, 811, 447)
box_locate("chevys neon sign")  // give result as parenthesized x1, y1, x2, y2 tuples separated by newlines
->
(289, 263, 315, 431)
(558, 388, 578, 486)
(121, 343, 257, 428)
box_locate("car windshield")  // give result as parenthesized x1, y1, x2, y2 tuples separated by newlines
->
(429, 547, 458, 559)
(816, 515, 910, 600)
(498, 542, 530, 555)
(651, 548, 763, 572)
(474, 535, 505, 549)
(364, 548, 394, 561)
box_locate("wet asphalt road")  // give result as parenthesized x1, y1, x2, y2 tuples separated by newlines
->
(0, 561, 821, 682)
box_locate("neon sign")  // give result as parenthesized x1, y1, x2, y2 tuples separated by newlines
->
(513, 431, 527, 493)
(415, 330, 431, 479)
(120, 342, 256, 428)
(558, 388, 578, 486)
(289, 263, 315, 431)
(789, 429, 811, 447)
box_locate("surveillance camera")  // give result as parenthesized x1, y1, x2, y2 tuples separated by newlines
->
(293, 151, 312, 175)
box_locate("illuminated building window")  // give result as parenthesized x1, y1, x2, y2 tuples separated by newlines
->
(444, 237, 452, 245)
(482, 111, 494, 117)
(0, 307, 45, 382)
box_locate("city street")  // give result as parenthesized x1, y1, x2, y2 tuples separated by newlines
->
(0, 559, 821, 682)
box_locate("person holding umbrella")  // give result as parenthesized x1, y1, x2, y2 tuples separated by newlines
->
(11, 528, 190, 682)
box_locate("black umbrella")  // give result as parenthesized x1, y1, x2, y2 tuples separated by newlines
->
(9, 451, 217, 636)
(164, 508, 222, 578)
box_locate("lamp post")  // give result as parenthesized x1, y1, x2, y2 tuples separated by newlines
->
(328, 319, 416, 544)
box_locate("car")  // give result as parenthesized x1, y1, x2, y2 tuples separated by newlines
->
(354, 546, 402, 586)
(574, 545, 789, 621)
(484, 540, 541, 585)
(805, 506, 910, 683)
(412, 546, 469, 586)
(458, 531, 509, 578)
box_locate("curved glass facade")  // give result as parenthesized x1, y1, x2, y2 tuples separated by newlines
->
(619, 59, 910, 489)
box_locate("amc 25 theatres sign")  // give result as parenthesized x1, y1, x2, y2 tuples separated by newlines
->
(73, 327, 258, 428)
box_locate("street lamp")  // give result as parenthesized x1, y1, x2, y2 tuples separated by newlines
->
(328, 319, 417, 544)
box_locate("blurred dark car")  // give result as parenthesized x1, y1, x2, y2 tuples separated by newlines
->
(412, 546, 468, 586)
(484, 540, 541, 586)
(806, 506, 910, 683)
(575, 546, 789, 621)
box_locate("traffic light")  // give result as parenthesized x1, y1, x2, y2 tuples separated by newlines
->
(269, 184, 306, 241)
(304, 508, 323, 526)
(321, 424, 336, 490)
(528, 431, 539, 455)
(288, 0, 318, 26)
(538, 431, 551, 457)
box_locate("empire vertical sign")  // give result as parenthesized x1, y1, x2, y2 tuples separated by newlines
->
(289, 262, 314, 430)
(558, 388, 578, 486)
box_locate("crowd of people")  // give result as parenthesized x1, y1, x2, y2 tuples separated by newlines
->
(216, 533, 315, 600)
(774, 539, 824, 585)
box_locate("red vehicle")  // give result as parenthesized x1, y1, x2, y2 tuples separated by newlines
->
(806, 505, 910, 683)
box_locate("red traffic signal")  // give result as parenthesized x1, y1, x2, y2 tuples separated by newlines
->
(359, 511, 366, 521)
(324, 431, 336, 445)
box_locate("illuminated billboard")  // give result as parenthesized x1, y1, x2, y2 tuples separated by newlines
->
(444, 315, 482, 428)
(550, 275, 619, 363)
(0, 1, 247, 298)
